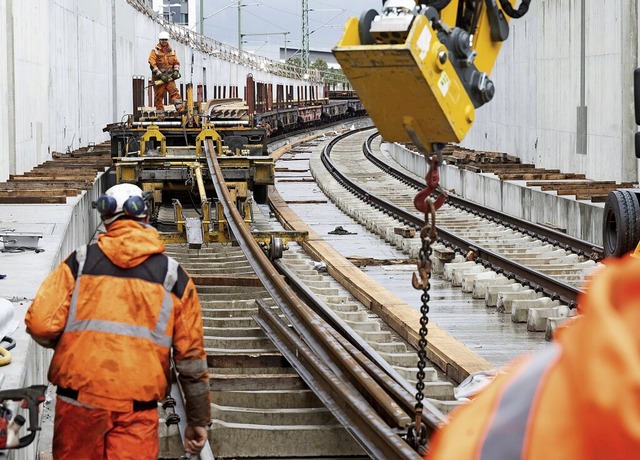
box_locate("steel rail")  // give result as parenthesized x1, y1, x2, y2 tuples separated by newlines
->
(320, 130, 582, 308)
(255, 300, 421, 460)
(203, 138, 424, 459)
(363, 133, 604, 261)
(274, 259, 446, 432)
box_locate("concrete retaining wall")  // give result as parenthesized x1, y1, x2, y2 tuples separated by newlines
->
(0, 173, 106, 460)
(384, 142, 604, 245)
(0, 0, 321, 183)
(463, 0, 639, 184)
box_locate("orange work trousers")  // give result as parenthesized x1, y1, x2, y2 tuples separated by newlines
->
(52, 396, 159, 460)
(153, 80, 182, 111)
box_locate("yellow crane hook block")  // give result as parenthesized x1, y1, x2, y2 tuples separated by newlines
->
(333, 13, 476, 151)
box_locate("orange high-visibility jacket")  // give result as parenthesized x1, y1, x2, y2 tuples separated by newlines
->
(148, 43, 180, 74)
(426, 254, 640, 459)
(26, 219, 210, 426)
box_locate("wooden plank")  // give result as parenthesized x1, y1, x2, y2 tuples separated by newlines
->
(475, 163, 536, 170)
(499, 173, 587, 181)
(0, 196, 67, 204)
(526, 180, 616, 187)
(206, 353, 290, 369)
(21, 169, 103, 176)
(554, 188, 617, 196)
(9, 175, 97, 181)
(0, 182, 92, 190)
(589, 195, 609, 203)
(542, 185, 616, 192)
(576, 194, 608, 202)
(0, 189, 83, 197)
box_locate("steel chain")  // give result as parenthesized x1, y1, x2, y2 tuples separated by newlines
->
(406, 198, 436, 454)
(415, 226, 433, 405)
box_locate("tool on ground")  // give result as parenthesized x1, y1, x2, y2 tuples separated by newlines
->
(0, 385, 47, 449)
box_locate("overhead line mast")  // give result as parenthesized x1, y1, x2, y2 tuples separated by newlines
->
(302, 0, 309, 70)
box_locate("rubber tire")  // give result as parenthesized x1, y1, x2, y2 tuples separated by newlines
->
(602, 189, 640, 258)
(253, 185, 268, 205)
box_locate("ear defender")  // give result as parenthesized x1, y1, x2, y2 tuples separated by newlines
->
(123, 195, 146, 216)
(96, 195, 118, 216)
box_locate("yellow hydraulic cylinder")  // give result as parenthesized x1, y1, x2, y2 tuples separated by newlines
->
(333, 14, 475, 150)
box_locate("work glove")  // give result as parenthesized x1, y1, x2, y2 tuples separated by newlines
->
(161, 73, 170, 83)
(153, 69, 163, 79)
(172, 70, 181, 81)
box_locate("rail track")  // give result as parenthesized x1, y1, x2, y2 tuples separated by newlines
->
(155, 137, 461, 459)
(308, 128, 607, 344)
(2, 120, 625, 458)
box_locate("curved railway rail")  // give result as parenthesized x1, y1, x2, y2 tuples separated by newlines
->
(157, 137, 451, 459)
(0, 119, 625, 458)
(319, 128, 606, 309)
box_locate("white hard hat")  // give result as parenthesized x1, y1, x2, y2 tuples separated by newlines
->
(96, 183, 148, 225)
(159, 31, 170, 41)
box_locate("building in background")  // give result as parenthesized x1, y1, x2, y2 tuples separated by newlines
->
(152, 0, 192, 26)
(280, 48, 338, 68)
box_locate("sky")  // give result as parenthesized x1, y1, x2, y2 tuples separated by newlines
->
(199, 0, 378, 59)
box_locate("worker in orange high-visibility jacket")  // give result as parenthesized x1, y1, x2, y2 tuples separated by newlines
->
(148, 30, 184, 119)
(425, 254, 640, 460)
(25, 183, 210, 459)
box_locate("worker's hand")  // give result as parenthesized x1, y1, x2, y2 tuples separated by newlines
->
(153, 69, 163, 79)
(161, 73, 170, 83)
(184, 425, 208, 455)
(172, 70, 181, 81)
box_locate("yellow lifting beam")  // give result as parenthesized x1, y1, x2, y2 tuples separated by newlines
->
(334, 14, 474, 150)
(333, 1, 520, 152)
(140, 124, 166, 156)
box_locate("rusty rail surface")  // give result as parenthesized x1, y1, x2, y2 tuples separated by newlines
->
(202, 137, 439, 459)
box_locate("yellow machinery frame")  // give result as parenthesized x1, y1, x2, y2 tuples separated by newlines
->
(114, 123, 304, 249)
(333, 1, 519, 152)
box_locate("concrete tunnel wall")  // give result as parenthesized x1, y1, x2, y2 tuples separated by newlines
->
(463, 0, 640, 184)
(0, 0, 323, 183)
(2, 1, 640, 184)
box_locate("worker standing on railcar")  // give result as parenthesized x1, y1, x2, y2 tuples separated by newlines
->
(425, 255, 640, 459)
(148, 31, 184, 120)
(25, 183, 211, 459)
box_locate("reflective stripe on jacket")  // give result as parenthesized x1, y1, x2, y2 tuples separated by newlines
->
(26, 220, 210, 425)
(426, 254, 640, 459)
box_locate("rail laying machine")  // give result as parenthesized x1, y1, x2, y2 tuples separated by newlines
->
(104, 83, 300, 251)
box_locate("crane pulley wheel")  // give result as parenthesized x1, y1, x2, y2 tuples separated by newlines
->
(358, 9, 379, 45)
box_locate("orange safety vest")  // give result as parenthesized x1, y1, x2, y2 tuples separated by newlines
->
(26, 220, 210, 424)
(148, 43, 180, 74)
(426, 254, 640, 459)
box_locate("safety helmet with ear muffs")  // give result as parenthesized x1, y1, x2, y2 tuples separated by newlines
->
(96, 183, 149, 225)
